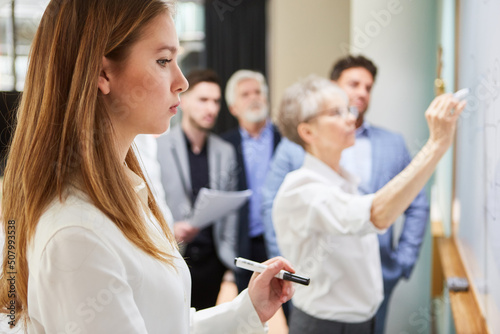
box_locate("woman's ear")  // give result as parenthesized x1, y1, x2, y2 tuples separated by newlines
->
(297, 122, 315, 147)
(98, 57, 111, 95)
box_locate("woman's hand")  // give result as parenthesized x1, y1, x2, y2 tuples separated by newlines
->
(425, 93, 467, 152)
(370, 93, 466, 229)
(247, 257, 295, 323)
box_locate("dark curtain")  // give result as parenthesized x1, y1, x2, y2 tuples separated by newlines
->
(205, 0, 267, 134)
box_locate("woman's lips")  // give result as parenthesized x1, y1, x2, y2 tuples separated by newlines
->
(169, 102, 180, 113)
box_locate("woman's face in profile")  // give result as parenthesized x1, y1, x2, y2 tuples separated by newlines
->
(308, 95, 356, 154)
(103, 12, 188, 139)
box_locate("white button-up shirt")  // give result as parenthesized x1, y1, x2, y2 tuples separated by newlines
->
(273, 153, 385, 323)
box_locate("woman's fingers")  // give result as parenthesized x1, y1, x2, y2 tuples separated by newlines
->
(252, 257, 295, 302)
(259, 258, 295, 302)
(451, 99, 467, 119)
(429, 93, 467, 119)
(261, 256, 295, 273)
(281, 282, 294, 303)
(443, 96, 460, 117)
(255, 260, 284, 283)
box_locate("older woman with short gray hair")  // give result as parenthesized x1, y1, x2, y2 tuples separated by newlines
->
(272, 75, 465, 334)
(276, 77, 349, 147)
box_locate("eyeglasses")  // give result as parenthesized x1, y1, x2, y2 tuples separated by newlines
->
(302, 106, 359, 123)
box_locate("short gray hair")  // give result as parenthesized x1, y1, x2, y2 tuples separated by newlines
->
(225, 70, 269, 107)
(275, 75, 348, 148)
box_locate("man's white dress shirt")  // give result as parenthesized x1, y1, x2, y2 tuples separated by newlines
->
(24, 169, 266, 334)
(340, 122, 372, 194)
(273, 153, 385, 323)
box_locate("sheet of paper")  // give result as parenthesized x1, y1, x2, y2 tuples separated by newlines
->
(189, 188, 252, 229)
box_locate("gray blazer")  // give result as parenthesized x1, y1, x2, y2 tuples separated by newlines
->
(156, 125, 238, 269)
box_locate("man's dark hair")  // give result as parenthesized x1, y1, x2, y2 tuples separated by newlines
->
(185, 69, 221, 92)
(329, 55, 378, 81)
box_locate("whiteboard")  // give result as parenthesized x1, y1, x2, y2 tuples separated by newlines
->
(455, 0, 500, 332)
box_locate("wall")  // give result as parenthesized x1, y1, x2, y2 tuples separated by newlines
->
(268, 0, 350, 113)
(350, 0, 438, 333)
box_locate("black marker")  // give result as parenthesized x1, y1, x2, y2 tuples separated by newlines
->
(234, 257, 310, 286)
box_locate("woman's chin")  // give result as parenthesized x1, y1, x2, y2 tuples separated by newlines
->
(345, 139, 356, 149)
(142, 124, 170, 137)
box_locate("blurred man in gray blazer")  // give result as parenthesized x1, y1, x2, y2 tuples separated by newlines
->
(157, 69, 238, 310)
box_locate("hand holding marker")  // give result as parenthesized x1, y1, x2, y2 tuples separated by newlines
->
(235, 257, 310, 286)
(447, 88, 469, 115)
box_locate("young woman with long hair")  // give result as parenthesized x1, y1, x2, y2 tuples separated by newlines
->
(0, 0, 293, 332)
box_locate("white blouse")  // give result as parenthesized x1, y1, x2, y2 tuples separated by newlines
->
(133, 134, 175, 230)
(273, 153, 385, 323)
(23, 170, 266, 334)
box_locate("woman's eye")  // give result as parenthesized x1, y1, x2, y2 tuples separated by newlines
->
(328, 109, 340, 116)
(157, 59, 172, 67)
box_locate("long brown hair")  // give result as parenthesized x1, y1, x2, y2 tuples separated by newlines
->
(0, 0, 177, 324)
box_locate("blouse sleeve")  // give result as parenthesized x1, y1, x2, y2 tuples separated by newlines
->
(191, 289, 267, 334)
(31, 227, 149, 333)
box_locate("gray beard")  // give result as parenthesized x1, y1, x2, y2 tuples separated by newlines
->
(243, 106, 268, 123)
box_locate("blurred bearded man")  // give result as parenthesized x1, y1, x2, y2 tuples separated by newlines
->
(221, 70, 281, 292)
